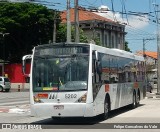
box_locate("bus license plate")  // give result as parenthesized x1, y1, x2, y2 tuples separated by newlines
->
(54, 105, 64, 110)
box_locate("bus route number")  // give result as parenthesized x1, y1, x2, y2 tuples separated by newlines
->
(65, 94, 77, 99)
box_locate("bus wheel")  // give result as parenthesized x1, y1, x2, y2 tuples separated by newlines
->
(101, 97, 109, 120)
(132, 92, 137, 109)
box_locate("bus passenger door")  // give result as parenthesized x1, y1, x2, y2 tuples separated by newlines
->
(92, 51, 103, 114)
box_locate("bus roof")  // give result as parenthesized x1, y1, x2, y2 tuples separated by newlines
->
(34, 42, 89, 48)
(90, 44, 144, 61)
(34, 43, 144, 61)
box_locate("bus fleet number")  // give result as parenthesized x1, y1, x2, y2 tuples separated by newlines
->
(65, 94, 77, 99)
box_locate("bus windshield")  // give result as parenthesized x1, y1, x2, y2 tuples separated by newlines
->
(32, 46, 89, 92)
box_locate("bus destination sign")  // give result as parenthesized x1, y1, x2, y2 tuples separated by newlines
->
(35, 47, 89, 56)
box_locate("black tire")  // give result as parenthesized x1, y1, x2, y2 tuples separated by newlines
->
(131, 91, 137, 109)
(0, 86, 3, 92)
(101, 97, 109, 120)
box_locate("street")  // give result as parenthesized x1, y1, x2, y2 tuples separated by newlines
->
(0, 91, 159, 123)
(0, 91, 160, 131)
(0, 92, 29, 107)
(1, 1, 160, 132)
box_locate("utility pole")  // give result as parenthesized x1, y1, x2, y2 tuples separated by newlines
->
(74, 0, 79, 42)
(143, 38, 155, 57)
(53, 10, 57, 43)
(143, 38, 155, 96)
(155, 4, 160, 94)
(67, 0, 71, 43)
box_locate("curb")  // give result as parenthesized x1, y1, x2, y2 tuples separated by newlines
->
(145, 91, 160, 99)
(0, 108, 9, 113)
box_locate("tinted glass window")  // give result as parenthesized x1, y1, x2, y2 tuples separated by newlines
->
(33, 46, 89, 92)
(100, 53, 144, 83)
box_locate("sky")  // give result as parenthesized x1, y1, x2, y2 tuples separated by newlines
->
(47, 0, 160, 53)
(10, 0, 160, 53)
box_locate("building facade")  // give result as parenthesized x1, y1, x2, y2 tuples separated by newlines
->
(61, 8, 126, 50)
(136, 51, 157, 82)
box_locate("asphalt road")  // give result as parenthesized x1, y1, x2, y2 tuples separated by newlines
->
(0, 91, 160, 131)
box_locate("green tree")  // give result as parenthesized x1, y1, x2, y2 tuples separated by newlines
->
(0, 2, 59, 62)
(125, 41, 131, 52)
(56, 24, 88, 43)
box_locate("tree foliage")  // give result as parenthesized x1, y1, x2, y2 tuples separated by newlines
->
(125, 41, 131, 52)
(56, 24, 88, 43)
(0, 2, 89, 63)
(0, 2, 58, 62)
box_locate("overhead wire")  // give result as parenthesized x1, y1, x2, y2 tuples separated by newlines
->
(79, 0, 157, 51)
(121, 0, 129, 24)
(110, 0, 117, 22)
(30, 0, 66, 10)
(120, 0, 124, 20)
(80, 0, 98, 7)
(33, 0, 158, 48)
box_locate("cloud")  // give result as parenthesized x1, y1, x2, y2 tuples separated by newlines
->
(125, 15, 149, 29)
(94, 5, 149, 29)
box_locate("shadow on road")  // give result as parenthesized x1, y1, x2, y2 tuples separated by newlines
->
(109, 104, 144, 119)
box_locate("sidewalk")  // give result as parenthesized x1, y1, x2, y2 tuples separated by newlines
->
(10, 83, 29, 92)
(10, 87, 29, 92)
(146, 88, 160, 99)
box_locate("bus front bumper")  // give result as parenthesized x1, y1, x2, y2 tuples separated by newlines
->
(31, 103, 95, 117)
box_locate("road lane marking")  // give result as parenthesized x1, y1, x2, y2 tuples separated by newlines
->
(0, 101, 29, 106)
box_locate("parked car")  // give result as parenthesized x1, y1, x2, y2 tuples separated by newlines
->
(146, 82, 153, 93)
(0, 76, 11, 92)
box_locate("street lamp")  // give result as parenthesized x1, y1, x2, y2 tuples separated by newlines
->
(0, 32, 10, 76)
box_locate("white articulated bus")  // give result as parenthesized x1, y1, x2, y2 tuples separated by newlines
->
(22, 43, 145, 120)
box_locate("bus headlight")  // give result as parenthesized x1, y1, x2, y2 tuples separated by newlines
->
(78, 94, 87, 103)
(34, 96, 42, 103)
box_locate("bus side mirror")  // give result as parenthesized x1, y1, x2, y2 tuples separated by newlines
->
(92, 50, 98, 61)
(92, 50, 102, 74)
(22, 55, 32, 77)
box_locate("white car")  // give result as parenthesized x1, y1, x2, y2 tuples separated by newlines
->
(0, 76, 11, 92)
